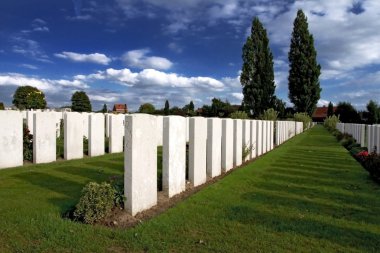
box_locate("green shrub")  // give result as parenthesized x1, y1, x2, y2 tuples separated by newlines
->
(74, 182, 115, 224)
(23, 123, 33, 161)
(230, 111, 249, 119)
(362, 153, 380, 182)
(108, 176, 125, 207)
(324, 115, 340, 131)
(294, 112, 311, 131)
(349, 147, 367, 156)
(347, 143, 360, 150)
(83, 136, 88, 155)
(56, 120, 64, 158)
(341, 136, 355, 149)
(259, 108, 278, 121)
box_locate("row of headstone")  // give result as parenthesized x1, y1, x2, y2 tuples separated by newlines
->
(124, 115, 300, 216)
(276, 121, 299, 145)
(0, 111, 127, 169)
(336, 123, 367, 148)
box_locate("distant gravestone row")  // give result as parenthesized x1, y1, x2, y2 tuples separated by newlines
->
(123, 115, 304, 215)
(337, 123, 380, 153)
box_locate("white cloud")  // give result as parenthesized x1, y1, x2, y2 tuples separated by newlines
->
(317, 99, 330, 107)
(232, 92, 243, 100)
(122, 49, 173, 70)
(54, 51, 112, 65)
(0, 73, 89, 92)
(88, 94, 118, 103)
(79, 67, 224, 90)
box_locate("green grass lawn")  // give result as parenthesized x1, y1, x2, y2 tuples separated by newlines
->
(0, 125, 379, 252)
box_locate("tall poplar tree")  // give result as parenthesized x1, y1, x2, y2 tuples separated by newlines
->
(327, 102, 334, 117)
(241, 17, 275, 117)
(288, 9, 321, 116)
(164, 100, 170, 115)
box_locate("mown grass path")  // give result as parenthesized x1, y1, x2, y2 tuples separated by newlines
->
(0, 126, 379, 252)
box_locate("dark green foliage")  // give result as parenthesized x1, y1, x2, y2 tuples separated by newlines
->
(182, 101, 195, 116)
(56, 120, 64, 158)
(138, 103, 156, 114)
(83, 136, 88, 156)
(366, 100, 379, 124)
(108, 176, 125, 207)
(334, 102, 361, 123)
(23, 123, 33, 161)
(73, 182, 115, 224)
(169, 106, 186, 116)
(164, 100, 170, 115)
(323, 115, 339, 131)
(0, 102, 4, 110)
(288, 10, 321, 115)
(327, 102, 334, 117)
(284, 107, 296, 119)
(189, 101, 194, 112)
(241, 17, 275, 117)
(13, 86, 47, 110)
(273, 97, 286, 118)
(71, 91, 92, 112)
(294, 112, 311, 130)
(230, 111, 249, 119)
(259, 108, 278, 121)
(362, 153, 380, 182)
(102, 104, 108, 113)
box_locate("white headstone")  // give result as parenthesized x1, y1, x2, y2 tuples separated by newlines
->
(33, 112, 56, 164)
(250, 120, 257, 159)
(124, 114, 157, 216)
(82, 112, 90, 138)
(89, 113, 105, 157)
(257, 120, 263, 156)
(26, 110, 35, 133)
(233, 119, 243, 167)
(242, 120, 251, 162)
(156, 115, 164, 146)
(0, 111, 23, 169)
(207, 118, 222, 178)
(109, 114, 124, 153)
(222, 118, 233, 172)
(189, 117, 207, 186)
(64, 112, 84, 160)
(163, 116, 186, 197)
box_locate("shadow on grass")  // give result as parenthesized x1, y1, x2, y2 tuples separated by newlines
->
(265, 170, 365, 189)
(252, 178, 379, 205)
(53, 166, 118, 183)
(241, 189, 379, 224)
(224, 203, 380, 252)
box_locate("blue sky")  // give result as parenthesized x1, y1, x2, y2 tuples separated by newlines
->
(1, 0, 380, 111)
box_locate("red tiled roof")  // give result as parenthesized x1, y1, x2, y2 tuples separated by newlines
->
(312, 106, 337, 118)
(114, 104, 126, 110)
(113, 104, 128, 113)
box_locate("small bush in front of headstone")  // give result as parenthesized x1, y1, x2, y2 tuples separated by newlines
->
(362, 153, 380, 182)
(108, 175, 125, 207)
(74, 182, 115, 224)
(23, 123, 33, 161)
